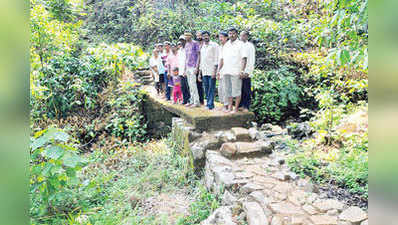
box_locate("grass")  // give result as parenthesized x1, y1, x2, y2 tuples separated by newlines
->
(31, 137, 220, 225)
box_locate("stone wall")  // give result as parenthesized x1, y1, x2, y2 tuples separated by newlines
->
(170, 117, 368, 225)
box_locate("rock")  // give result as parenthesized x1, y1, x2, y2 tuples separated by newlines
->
(313, 199, 344, 212)
(291, 216, 307, 225)
(269, 202, 304, 215)
(220, 142, 237, 157)
(288, 172, 299, 180)
(243, 201, 269, 225)
(190, 143, 205, 161)
(222, 190, 237, 205)
(218, 130, 237, 143)
(339, 206, 367, 224)
(272, 172, 290, 181)
(288, 190, 307, 206)
(241, 183, 264, 194)
(287, 122, 314, 139)
(275, 157, 285, 165)
(327, 209, 339, 216)
(260, 123, 273, 131)
(236, 141, 274, 154)
(310, 215, 338, 225)
(303, 204, 318, 215)
(197, 134, 222, 150)
(231, 127, 252, 141)
(249, 191, 270, 208)
(271, 216, 283, 225)
(297, 178, 318, 193)
(338, 221, 352, 225)
(248, 127, 260, 140)
(188, 130, 202, 142)
(200, 206, 237, 225)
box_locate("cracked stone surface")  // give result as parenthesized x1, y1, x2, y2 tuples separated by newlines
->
(171, 120, 368, 225)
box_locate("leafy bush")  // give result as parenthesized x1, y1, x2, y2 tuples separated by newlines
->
(104, 83, 148, 143)
(251, 66, 303, 123)
(30, 127, 87, 217)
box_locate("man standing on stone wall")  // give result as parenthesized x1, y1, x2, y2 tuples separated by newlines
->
(239, 31, 255, 112)
(184, 32, 201, 107)
(195, 31, 205, 105)
(199, 31, 219, 110)
(218, 28, 248, 113)
(177, 36, 190, 105)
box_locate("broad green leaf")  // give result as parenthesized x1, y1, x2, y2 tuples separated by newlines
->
(44, 145, 64, 160)
(62, 152, 81, 168)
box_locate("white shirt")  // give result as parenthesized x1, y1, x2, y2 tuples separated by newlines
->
(243, 41, 255, 76)
(218, 44, 225, 76)
(149, 55, 162, 82)
(177, 48, 186, 76)
(220, 39, 248, 76)
(200, 41, 219, 76)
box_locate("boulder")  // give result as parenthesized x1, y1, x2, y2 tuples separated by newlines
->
(287, 122, 314, 139)
(313, 199, 344, 212)
(339, 206, 367, 224)
(200, 206, 237, 225)
(243, 201, 269, 225)
(231, 127, 252, 141)
(310, 215, 338, 225)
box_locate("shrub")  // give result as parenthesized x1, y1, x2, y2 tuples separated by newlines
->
(251, 66, 303, 123)
(30, 127, 87, 217)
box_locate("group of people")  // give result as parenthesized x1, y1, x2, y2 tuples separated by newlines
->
(149, 28, 255, 113)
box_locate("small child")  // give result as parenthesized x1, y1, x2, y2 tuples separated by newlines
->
(172, 67, 182, 104)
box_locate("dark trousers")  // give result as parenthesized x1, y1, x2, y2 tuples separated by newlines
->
(164, 72, 171, 100)
(239, 77, 252, 109)
(203, 75, 216, 109)
(196, 74, 204, 104)
(180, 75, 190, 104)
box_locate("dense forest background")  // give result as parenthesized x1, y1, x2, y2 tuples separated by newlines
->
(30, 0, 368, 224)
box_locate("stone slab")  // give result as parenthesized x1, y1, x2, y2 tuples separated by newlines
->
(143, 86, 254, 132)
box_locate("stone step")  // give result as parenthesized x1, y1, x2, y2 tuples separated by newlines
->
(219, 141, 273, 158)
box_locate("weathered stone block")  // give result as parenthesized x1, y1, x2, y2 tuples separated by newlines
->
(231, 127, 252, 141)
(339, 207, 367, 224)
(243, 201, 269, 225)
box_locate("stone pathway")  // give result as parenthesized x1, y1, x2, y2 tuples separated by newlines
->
(172, 118, 368, 225)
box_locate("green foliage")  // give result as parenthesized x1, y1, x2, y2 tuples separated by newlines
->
(30, 128, 87, 217)
(176, 185, 220, 225)
(251, 66, 303, 123)
(104, 84, 148, 143)
(288, 103, 368, 199)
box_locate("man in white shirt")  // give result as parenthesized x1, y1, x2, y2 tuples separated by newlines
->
(199, 31, 219, 110)
(149, 49, 163, 95)
(239, 31, 256, 112)
(218, 28, 248, 113)
(177, 35, 190, 105)
(216, 31, 229, 111)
